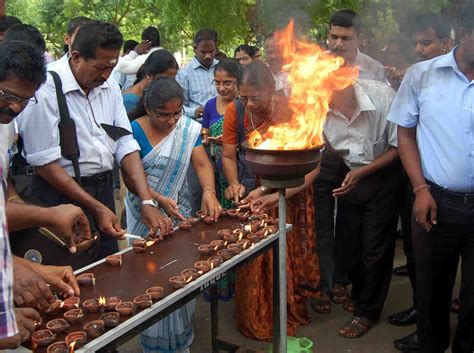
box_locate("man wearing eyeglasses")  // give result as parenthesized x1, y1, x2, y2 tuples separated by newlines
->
(18, 21, 170, 266)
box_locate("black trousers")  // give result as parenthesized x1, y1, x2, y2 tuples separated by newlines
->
(29, 172, 119, 260)
(413, 183, 474, 353)
(399, 170, 416, 305)
(314, 149, 350, 294)
(337, 163, 400, 321)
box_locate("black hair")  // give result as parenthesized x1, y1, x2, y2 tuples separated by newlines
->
(134, 49, 178, 84)
(128, 77, 183, 121)
(0, 16, 22, 32)
(0, 40, 46, 86)
(410, 13, 450, 39)
(123, 39, 138, 54)
(234, 44, 257, 59)
(5, 24, 46, 53)
(193, 29, 218, 47)
(458, 2, 474, 32)
(329, 9, 361, 33)
(66, 16, 92, 36)
(241, 61, 275, 94)
(214, 58, 242, 84)
(70, 21, 123, 60)
(141, 26, 161, 47)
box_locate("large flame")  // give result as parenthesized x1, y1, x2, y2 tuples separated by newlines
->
(248, 20, 358, 150)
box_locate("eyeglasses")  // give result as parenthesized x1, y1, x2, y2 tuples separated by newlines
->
(213, 79, 237, 89)
(239, 95, 261, 104)
(0, 89, 37, 106)
(152, 107, 184, 120)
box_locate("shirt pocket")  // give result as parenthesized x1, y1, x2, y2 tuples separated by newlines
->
(363, 133, 387, 162)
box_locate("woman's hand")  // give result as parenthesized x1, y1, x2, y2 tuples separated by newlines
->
(152, 191, 185, 221)
(249, 193, 279, 214)
(201, 190, 221, 221)
(224, 183, 246, 204)
(238, 187, 266, 209)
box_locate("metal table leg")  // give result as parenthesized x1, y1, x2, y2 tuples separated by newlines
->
(272, 233, 280, 353)
(211, 285, 219, 353)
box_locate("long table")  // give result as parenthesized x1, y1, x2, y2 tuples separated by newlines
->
(14, 217, 290, 353)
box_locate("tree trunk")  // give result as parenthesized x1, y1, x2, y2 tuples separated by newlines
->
(0, 0, 5, 18)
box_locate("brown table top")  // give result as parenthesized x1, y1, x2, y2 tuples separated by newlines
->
(23, 216, 282, 353)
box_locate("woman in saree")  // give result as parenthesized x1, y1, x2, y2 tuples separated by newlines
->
(222, 61, 321, 340)
(125, 77, 221, 353)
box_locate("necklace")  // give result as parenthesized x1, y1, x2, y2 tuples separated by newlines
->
(146, 116, 157, 146)
(248, 97, 275, 132)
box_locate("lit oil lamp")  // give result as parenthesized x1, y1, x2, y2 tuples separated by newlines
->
(45, 299, 63, 315)
(65, 332, 87, 349)
(217, 249, 234, 260)
(198, 244, 212, 256)
(169, 275, 187, 289)
(32, 329, 56, 347)
(207, 255, 224, 267)
(227, 243, 242, 255)
(63, 309, 84, 324)
(83, 319, 105, 338)
(83, 298, 101, 313)
(77, 273, 95, 287)
(194, 260, 212, 273)
(46, 341, 68, 353)
(186, 217, 200, 225)
(247, 233, 260, 243)
(132, 239, 147, 253)
(62, 297, 80, 311)
(181, 268, 200, 281)
(238, 211, 250, 222)
(46, 318, 70, 334)
(210, 239, 224, 251)
(250, 220, 262, 233)
(105, 296, 122, 311)
(217, 229, 231, 239)
(226, 209, 238, 218)
(223, 233, 237, 244)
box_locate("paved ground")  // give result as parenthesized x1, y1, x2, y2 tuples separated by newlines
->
(119, 238, 461, 353)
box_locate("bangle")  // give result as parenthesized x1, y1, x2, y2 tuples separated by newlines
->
(203, 188, 216, 193)
(7, 195, 20, 202)
(413, 184, 430, 194)
(260, 186, 267, 193)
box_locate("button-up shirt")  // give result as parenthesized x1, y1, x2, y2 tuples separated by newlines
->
(354, 50, 387, 82)
(387, 49, 474, 192)
(324, 79, 397, 169)
(0, 166, 18, 339)
(0, 123, 14, 174)
(19, 56, 140, 177)
(117, 47, 161, 75)
(176, 57, 218, 118)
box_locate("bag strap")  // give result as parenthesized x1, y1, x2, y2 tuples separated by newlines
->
(49, 71, 82, 185)
(235, 98, 246, 147)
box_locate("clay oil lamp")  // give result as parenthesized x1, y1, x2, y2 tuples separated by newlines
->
(181, 268, 199, 281)
(178, 221, 192, 230)
(227, 243, 242, 255)
(106, 254, 122, 267)
(194, 260, 212, 273)
(197, 244, 212, 256)
(238, 239, 251, 250)
(210, 239, 224, 251)
(63, 309, 84, 324)
(163, 228, 174, 237)
(169, 275, 187, 289)
(267, 225, 278, 234)
(247, 233, 261, 244)
(115, 302, 134, 316)
(270, 217, 279, 226)
(45, 299, 63, 315)
(62, 297, 80, 311)
(105, 296, 122, 311)
(250, 220, 262, 233)
(207, 255, 224, 268)
(146, 286, 164, 301)
(46, 318, 70, 334)
(46, 341, 69, 353)
(77, 273, 95, 287)
(83, 319, 105, 338)
(65, 331, 87, 348)
(217, 229, 231, 239)
(217, 249, 234, 260)
(203, 215, 214, 224)
(196, 210, 205, 218)
(186, 217, 200, 225)
(100, 312, 120, 328)
(226, 209, 238, 218)
(133, 294, 153, 309)
(132, 239, 147, 253)
(223, 233, 237, 244)
(83, 298, 101, 313)
(238, 211, 250, 222)
(32, 329, 56, 347)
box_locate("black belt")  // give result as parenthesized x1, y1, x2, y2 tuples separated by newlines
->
(11, 165, 34, 176)
(428, 181, 474, 205)
(80, 171, 112, 187)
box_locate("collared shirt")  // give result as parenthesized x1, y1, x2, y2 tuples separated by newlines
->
(176, 57, 218, 118)
(354, 50, 387, 82)
(0, 166, 18, 339)
(387, 49, 474, 192)
(0, 123, 15, 174)
(117, 47, 162, 76)
(324, 79, 397, 169)
(19, 56, 140, 177)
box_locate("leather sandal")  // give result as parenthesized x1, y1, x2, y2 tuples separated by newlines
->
(330, 284, 348, 304)
(310, 297, 332, 314)
(339, 316, 376, 338)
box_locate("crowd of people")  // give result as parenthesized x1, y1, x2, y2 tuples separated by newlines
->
(0, 3, 473, 353)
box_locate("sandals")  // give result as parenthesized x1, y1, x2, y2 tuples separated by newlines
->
(310, 297, 332, 314)
(330, 284, 348, 304)
(343, 299, 355, 313)
(339, 316, 376, 338)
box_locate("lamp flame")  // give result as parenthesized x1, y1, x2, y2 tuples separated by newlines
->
(69, 341, 77, 353)
(98, 296, 106, 306)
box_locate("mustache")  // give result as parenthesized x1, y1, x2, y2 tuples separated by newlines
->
(0, 107, 19, 119)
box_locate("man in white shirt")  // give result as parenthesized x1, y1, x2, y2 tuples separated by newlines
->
(19, 21, 170, 265)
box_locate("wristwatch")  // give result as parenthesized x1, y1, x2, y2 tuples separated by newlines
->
(141, 199, 159, 208)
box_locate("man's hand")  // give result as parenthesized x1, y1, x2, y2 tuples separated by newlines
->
(0, 308, 41, 348)
(224, 184, 246, 204)
(29, 263, 79, 299)
(140, 202, 172, 238)
(94, 205, 125, 239)
(413, 188, 437, 232)
(332, 168, 365, 197)
(46, 204, 91, 253)
(134, 40, 151, 55)
(201, 190, 221, 221)
(13, 259, 54, 309)
(194, 106, 204, 118)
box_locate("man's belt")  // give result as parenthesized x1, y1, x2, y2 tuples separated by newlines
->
(428, 181, 474, 205)
(81, 171, 112, 187)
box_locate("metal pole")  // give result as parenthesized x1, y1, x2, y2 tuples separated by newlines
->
(277, 188, 287, 353)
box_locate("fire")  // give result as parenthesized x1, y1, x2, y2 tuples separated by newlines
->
(248, 20, 358, 150)
(244, 225, 252, 232)
(238, 232, 243, 241)
(185, 275, 193, 283)
(264, 229, 269, 237)
(210, 263, 214, 270)
(146, 240, 155, 247)
(98, 296, 106, 306)
(69, 341, 76, 353)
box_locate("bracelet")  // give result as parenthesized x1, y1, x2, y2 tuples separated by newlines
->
(7, 195, 20, 202)
(260, 186, 268, 193)
(413, 184, 431, 194)
(203, 188, 216, 193)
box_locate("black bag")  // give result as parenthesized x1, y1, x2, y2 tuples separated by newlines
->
(235, 99, 256, 195)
